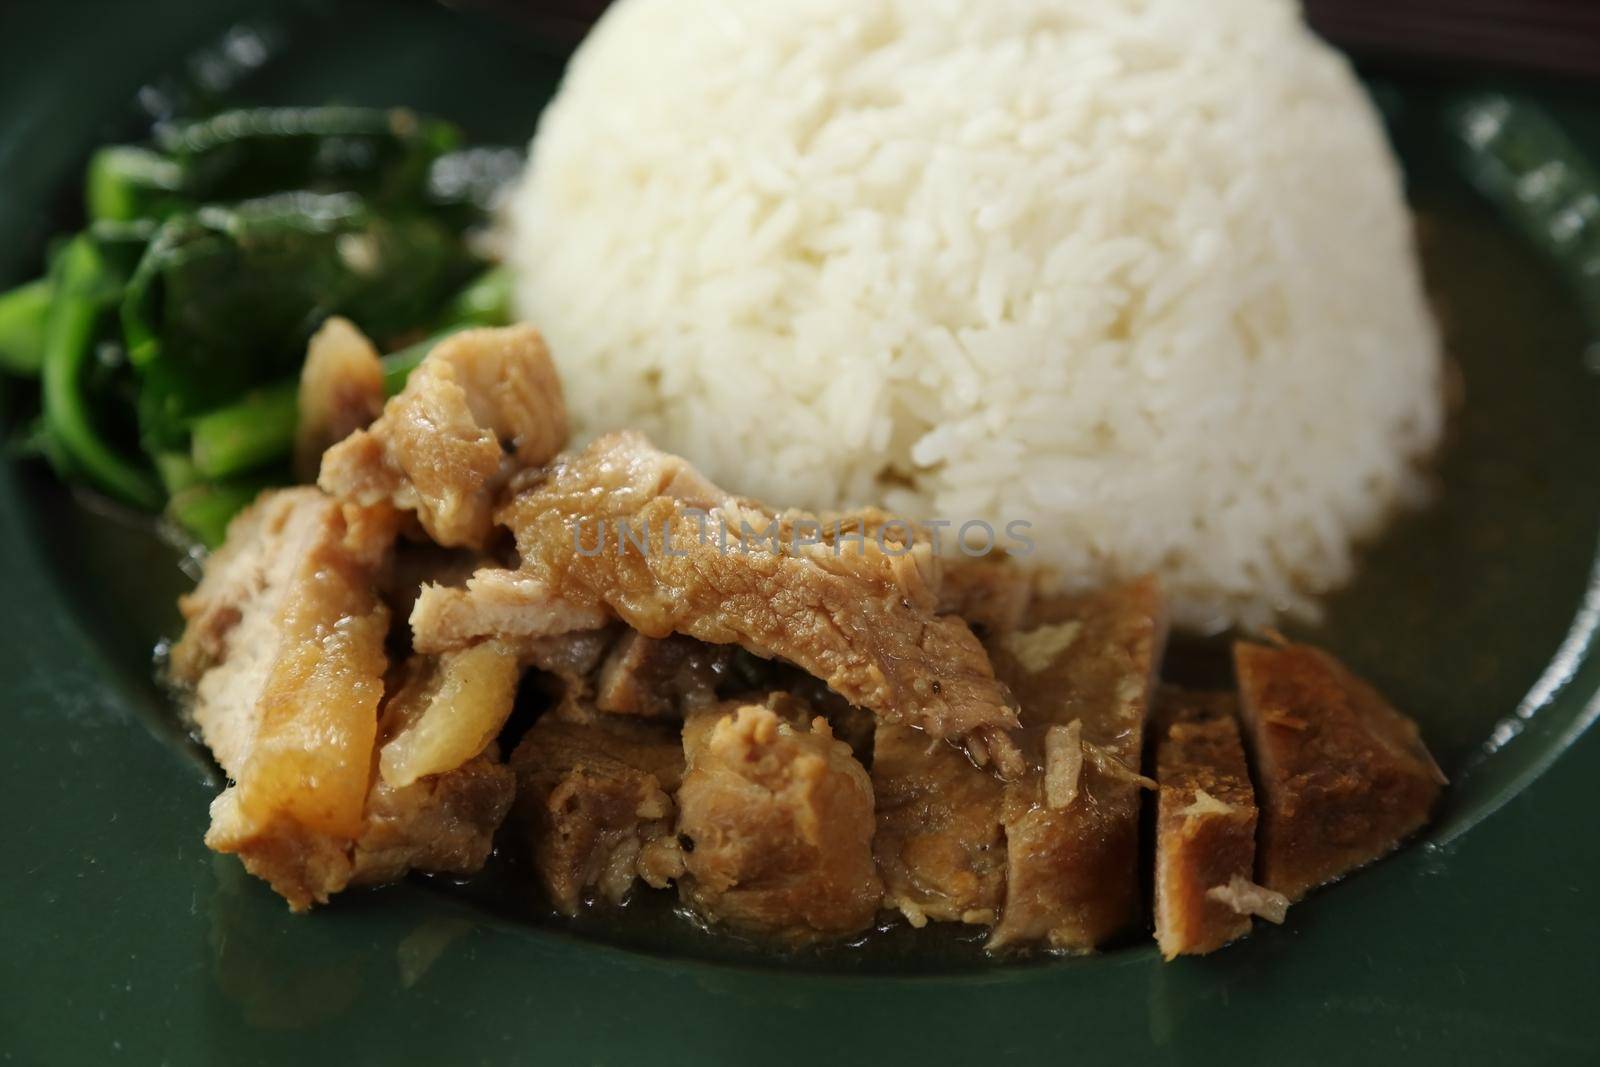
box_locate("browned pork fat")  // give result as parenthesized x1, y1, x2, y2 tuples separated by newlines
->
(414, 431, 1022, 776)
(676, 698, 882, 941)
(1234, 641, 1444, 901)
(292, 317, 386, 482)
(985, 575, 1167, 953)
(319, 325, 568, 549)
(1152, 688, 1273, 959)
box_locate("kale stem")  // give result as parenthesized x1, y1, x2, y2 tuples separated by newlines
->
(181, 262, 509, 479)
(40, 236, 162, 508)
(167, 480, 265, 548)
(0, 277, 54, 377)
(189, 381, 299, 480)
(184, 326, 463, 478)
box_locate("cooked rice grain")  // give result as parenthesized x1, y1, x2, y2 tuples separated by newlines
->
(509, 0, 1443, 629)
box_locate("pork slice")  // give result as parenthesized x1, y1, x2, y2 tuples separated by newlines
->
(441, 431, 1020, 775)
(378, 540, 485, 635)
(410, 569, 608, 654)
(1234, 641, 1444, 901)
(937, 555, 1036, 638)
(207, 752, 514, 911)
(595, 630, 733, 719)
(320, 325, 568, 549)
(293, 316, 385, 482)
(347, 752, 515, 887)
(1152, 688, 1267, 959)
(509, 715, 686, 915)
(676, 698, 881, 942)
(173, 488, 397, 843)
(872, 723, 1006, 928)
(985, 575, 1168, 953)
(175, 487, 517, 910)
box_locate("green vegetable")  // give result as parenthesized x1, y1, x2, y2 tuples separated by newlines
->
(0, 277, 54, 376)
(155, 106, 460, 206)
(426, 146, 524, 228)
(189, 381, 298, 480)
(439, 266, 513, 331)
(167, 479, 270, 548)
(153, 450, 202, 495)
(122, 192, 473, 449)
(40, 234, 162, 508)
(182, 276, 508, 483)
(8, 101, 513, 546)
(87, 146, 187, 222)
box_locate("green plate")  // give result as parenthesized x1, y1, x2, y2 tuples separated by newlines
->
(3, 2, 1598, 1063)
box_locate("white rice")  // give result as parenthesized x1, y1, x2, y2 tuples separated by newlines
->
(507, 0, 1443, 630)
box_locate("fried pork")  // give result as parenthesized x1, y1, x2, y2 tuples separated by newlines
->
(1234, 640, 1445, 900)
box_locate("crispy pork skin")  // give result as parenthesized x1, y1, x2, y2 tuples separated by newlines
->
(320, 325, 568, 549)
(1152, 688, 1263, 959)
(1234, 641, 1444, 901)
(424, 431, 1021, 774)
(985, 575, 1167, 953)
(872, 724, 1006, 928)
(677, 698, 882, 941)
(509, 715, 686, 915)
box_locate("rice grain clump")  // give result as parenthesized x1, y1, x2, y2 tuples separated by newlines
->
(509, 0, 1443, 629)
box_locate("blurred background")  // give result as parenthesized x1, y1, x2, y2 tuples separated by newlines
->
(458, 0, 1600, 78)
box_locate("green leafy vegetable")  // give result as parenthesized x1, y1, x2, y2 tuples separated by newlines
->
(87, 146, 187, 223)
(189, 381, 299, 480)
(7, 102, 513, 546)
(155, 106, 459, 206)
(0, 278, 54, 376)
(122, 192, 474, 448)
(181, 266, 513, 480)
(41, 231, 162, 508)
(167, 479, 275, 548)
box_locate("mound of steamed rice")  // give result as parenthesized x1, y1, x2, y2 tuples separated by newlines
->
(507, 0, 1444, 629)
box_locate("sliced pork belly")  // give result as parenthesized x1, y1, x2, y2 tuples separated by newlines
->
(677, 698, 882, 941)
(320, 325, 568, 549)
(174, 487, 517, 910)
(872, 723, 1006, 928)
(985, 575, 1167, 953)
(1152, 688, 1275, 959)
(206, 752, 514, 911)
(509, 715, 686, 915)
(421, 431, 1021, 775)
(1234, 641, 1445, 900)
(173, 488, 395, 846)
